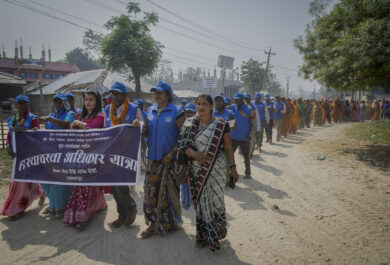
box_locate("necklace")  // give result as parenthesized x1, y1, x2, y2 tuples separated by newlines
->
(199, 116, 214, 128)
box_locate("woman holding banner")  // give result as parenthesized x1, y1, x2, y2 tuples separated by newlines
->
(0, 94, 44, 221)
(38, 93, 75, 217)
(62, 91, 107, 229)
(177, 94, 238, 251)
(141, 81, 185, 238)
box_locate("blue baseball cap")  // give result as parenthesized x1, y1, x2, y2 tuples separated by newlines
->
(65, 92, 75, 98)
(233, 92, 244, 100)
(184, 103, 196, 112)
(275, 94, 281, 98)
(150, 81, 173, 94)
(265, 94, 270, 100)
(181, 99, 188, 104)
(214, 94, 224, 101)
(254, 93, 261, 99)
(134, 99, 144, 106)
(224, 97, 231, 105)
(110, 81, 127, 93)
(15, 94, 29, 103)
(244, 93, 251, 99)
(53, 93, 67, 101)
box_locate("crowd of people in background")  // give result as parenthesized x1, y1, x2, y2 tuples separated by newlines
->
(1, 79, 389, 252)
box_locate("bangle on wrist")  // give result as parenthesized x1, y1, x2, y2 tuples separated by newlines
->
(186, 148, 192, 157)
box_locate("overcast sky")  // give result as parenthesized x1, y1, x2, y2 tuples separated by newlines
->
(0, 0, 320, 93)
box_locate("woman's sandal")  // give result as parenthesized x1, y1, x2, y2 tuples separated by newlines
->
(141, 225, 155, 239)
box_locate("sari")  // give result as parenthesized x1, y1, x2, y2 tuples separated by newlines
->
(63, 112, 107, 226)
(313, 103, 324, 126)
(293, 102, 301, 131)
(177, 116, 228, 251)
(1, 112, 43, 218)
(280, 99, 290, 137)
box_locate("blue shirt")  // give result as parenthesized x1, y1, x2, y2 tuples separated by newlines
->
(45, 109, 75, 130)
(252, 101, 267, 120)
(212, 108, 233, 121)
(273, 101, 285, 119)
(104, 102, 139, 128)
(230, 103, 251, 141)
(7, 112, 37, 150)
(147, 103, 182, 160)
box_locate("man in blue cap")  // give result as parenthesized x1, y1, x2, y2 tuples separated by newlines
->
(251, 93, 269, 151)
(244, 93, 252, 109)
(212, 94, 233, 121)
(134, 98, 147, 121)
(184, 102, 196, 119)
(272, 95, 286, 141)
(230, 92, 256, 179)
(179, 99, 188, 112)
(65, 92, 82, 114)
(104, 81, 143, 228)
(264, 94, 274, 144)
(224, 97, 231, 109)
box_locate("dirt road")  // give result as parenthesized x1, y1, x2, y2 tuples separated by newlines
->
(0, 123, 389, 265)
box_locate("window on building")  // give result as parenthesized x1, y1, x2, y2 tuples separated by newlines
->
(42, 73, 54, 79)
(18, 72, 28, 78)
(29, 72, 38, 79)
(54, 74, 61, 79)
(1, 70, 14, 75)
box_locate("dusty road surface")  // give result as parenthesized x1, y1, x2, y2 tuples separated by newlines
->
(0, 123, 389, 265)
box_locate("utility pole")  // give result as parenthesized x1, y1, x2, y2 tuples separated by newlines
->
(286, 76, 290, 98)
(263, 47, 276, 92)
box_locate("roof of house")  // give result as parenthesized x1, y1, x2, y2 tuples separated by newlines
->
(29, 69, 153, 95)
(0, 71, 27, 85)
(0, 58, 79, 72)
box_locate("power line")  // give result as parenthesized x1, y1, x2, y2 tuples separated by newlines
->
(25, 0, 105, 29)
(146, 0, 269, 50)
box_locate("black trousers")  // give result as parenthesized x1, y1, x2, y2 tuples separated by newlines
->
(232, 139, 251, 176)
(255, 119, 266, 147)
(266, 119, 273, 141)
(112, 186, 137, 220)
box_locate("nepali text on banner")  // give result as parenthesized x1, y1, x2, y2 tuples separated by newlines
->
(11, 124, 141, 186)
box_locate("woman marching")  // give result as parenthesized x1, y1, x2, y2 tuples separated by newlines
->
(62, 91, 107, 229)
(0, 94, 44, 220)
(141, 81, 186, 238)
(39, 93, 75, 217)
(177, 94, 238, 251)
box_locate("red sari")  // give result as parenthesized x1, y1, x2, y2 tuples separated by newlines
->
(63, 112, 107, 225)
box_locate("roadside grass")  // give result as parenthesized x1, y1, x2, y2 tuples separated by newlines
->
(345, 120, 390, 144)
(0, 149, 11, 186)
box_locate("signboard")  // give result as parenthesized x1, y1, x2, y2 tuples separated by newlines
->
(217, 55, 234, 70)
(202, 77, 217, 89)
(11, 124, 141, 186)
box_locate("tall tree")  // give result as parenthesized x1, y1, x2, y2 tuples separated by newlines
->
(240, 59, 267, 94)
(101, 2, 163, 97)
(294, 0, 390, 92)
(65, 47, 102, 71)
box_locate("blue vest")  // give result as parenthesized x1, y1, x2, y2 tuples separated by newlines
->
(230, 104, 251, 141)
(252, 101, 267, 120)
(266, 100, 274, 120)
(104, 102, 138, 128)
(45, 109, 75, 130)
(273, 101, 285, 119)
(212, 108, 232, 121)
(147, 103, 181, 160)
(7, 112, 36, 149)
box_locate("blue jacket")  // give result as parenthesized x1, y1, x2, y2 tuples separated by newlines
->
(104, 102, 139, 128)
(7, 112, 37, 150)
(147, 103, 182, 160)
(45, 109, 75, 130)
(212, 108, 233, 121)
(230, 103, 251, 141)
(266, 100, 274, 120)
(273, 101, 286, 119)
(252, 101, 267, 120)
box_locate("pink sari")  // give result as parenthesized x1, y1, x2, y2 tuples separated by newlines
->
(63, 112, 107, 225)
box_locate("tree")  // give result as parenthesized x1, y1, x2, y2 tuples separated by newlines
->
(267, 72, 283, 96)
(83, 30, 104, 59)
(240, 59, 267, 94)
(101, 2, 163, 97)
(294, 0, 390, 92)
(65, 47, 102, 71)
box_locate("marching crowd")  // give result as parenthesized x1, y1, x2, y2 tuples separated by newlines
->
(1, 80, 389, 252)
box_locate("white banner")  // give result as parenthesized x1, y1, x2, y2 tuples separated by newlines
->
(202, 77, 217, 89)
(217, 55, 234, 70)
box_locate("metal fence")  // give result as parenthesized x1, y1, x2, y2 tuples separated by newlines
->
(0, 111, 11, 149)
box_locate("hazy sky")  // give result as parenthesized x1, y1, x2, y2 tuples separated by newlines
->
(0, 0, 320, 93)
